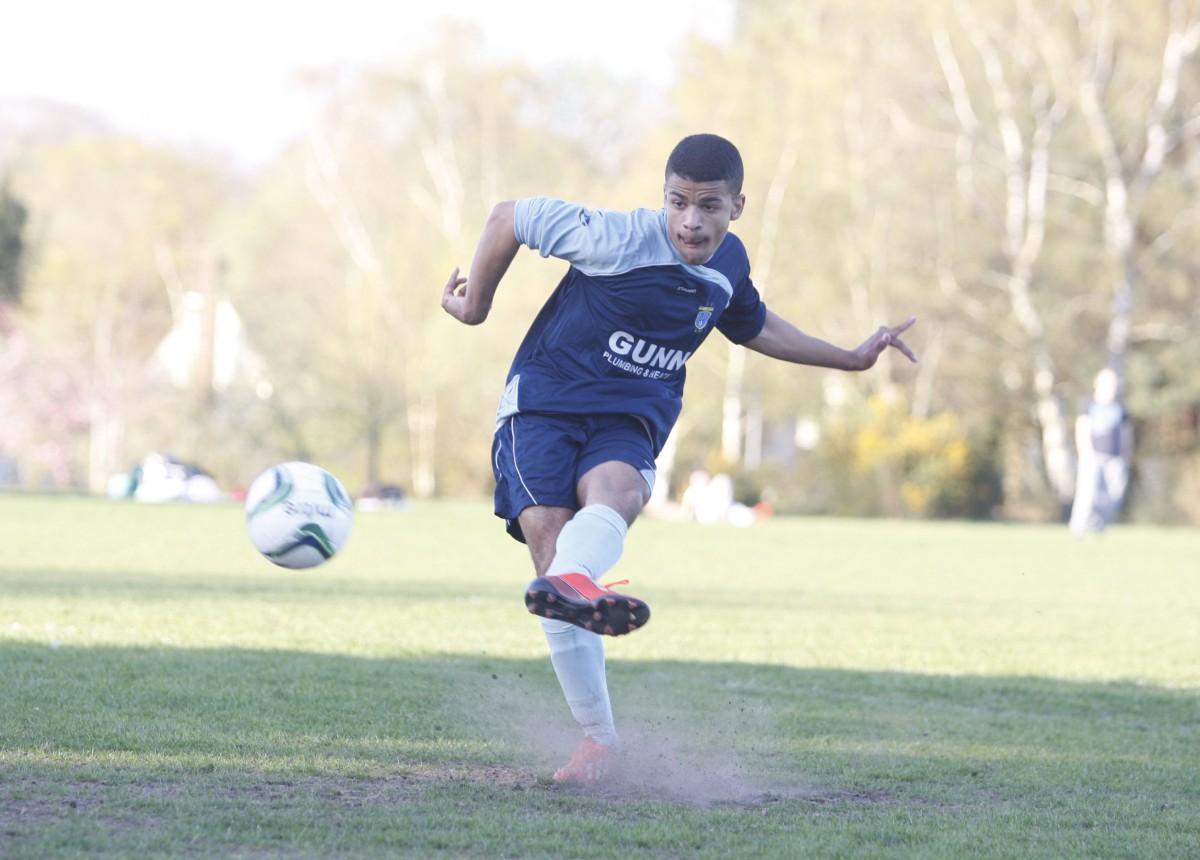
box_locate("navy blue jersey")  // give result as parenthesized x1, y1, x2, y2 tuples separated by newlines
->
(498, 197, 767, 455)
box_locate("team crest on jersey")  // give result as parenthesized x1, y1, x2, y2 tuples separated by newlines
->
(694, 305, 714, 331)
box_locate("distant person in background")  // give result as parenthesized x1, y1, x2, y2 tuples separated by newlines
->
(1069, 368, 1133, 535)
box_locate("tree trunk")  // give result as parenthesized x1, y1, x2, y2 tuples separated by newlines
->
(87, 283, 119, 494)
(721, 346, 746, 465)
(408, 389, 437, 498)
(1078, 1, 1200, 378)
(722, 136, 799, 465)
(940, 6, 1075, 507)
(648, 422, 684, 510)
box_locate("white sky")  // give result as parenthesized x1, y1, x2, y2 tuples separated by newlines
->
(1, 0, 734, 167)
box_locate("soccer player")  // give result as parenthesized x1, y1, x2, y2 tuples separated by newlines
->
(441, 134, 916, 784)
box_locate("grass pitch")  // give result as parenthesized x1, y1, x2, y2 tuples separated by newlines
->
(1, 493, 1198, 858)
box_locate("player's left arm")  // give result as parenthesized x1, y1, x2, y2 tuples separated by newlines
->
(744, 309, 918, 371)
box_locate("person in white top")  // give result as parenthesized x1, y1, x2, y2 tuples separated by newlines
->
(1069, 368, 1134, 534)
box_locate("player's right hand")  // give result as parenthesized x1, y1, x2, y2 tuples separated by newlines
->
(440, 267, 479, 325)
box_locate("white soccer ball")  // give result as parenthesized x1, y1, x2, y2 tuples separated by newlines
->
(244, 462, 353, 569)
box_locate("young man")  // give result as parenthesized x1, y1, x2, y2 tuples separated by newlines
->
(441, 134, 916, 784)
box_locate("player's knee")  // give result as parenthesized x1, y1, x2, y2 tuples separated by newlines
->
(579, 473, 650, 524)
(615, 488, 649, 524)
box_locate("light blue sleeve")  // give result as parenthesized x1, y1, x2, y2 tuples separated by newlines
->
(513, 197, 667, 274)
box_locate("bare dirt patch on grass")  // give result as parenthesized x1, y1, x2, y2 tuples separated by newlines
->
(460, 665, 902, 809)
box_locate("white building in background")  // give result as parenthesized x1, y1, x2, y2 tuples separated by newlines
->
(154, 290, 270, 397)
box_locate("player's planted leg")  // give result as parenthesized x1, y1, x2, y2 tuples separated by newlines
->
(540, 616, 621, 784)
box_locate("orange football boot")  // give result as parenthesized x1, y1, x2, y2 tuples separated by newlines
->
(525, 573, 650, 636)
(552, 737, 620, 784)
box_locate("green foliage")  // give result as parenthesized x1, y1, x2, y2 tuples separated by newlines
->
(0, 178, 26, 304)
(3, 137, 232, 488)
(819, 395, 1002, 518)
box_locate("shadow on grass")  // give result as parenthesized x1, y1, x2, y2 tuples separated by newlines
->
(0, 568, 509, 602)
(2, 641, 1198, 856)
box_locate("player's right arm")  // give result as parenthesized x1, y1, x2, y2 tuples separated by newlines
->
(442, 197, 638, 324)
(441, 201, 519, 326)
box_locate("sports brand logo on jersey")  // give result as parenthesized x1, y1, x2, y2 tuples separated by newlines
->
(694, 305, 714, 331)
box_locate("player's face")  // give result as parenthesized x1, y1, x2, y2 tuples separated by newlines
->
(663, 174, 745, 265)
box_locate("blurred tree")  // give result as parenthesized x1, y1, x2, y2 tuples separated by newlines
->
(0, 177, 26, 304)
(224, 24, 648, 496)
(930, 1, 1078, 514)
(934, 0, 1200, 513)
(1069, 0, 1200, 377)
(11, 137, 231, 490)
(663, 1, 953, 494)
(660, 0, 1198, 520)
(3, 4, 1194, 521)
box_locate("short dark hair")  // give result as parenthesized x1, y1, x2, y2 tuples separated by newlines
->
(665, 134, 744, 194)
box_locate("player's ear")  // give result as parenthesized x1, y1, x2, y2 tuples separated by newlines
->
(730, 192, 746, 221)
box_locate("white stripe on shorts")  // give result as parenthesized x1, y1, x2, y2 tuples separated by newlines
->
(509, 417, 539, 506)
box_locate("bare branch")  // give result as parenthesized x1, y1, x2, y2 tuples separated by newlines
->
(1078, 1, 1124, 186)
(307, 129, 384, 280)
(154, 243, 185, 321)
(1139, 206, 1200, 266)
(932, 28, 980, 134)
(1132, 1, 1200, 197)
(410, 67, 466, 241)
(958, 5, 1024, 168)
(1076, 0, 1135, 261)
(1130, 321, 1189, 343)
(1019, 0, 1074, 97)
(751, 134, 800, 301)
(938, 264, 1004, 329)
(932, 27, 981, 198)
(1046, 173, 1105, 206)
(954, 1, 1053, 270)
(1184, 111, 1200, 139)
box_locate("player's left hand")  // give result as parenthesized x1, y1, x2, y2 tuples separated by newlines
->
(852, 317, 918, 370)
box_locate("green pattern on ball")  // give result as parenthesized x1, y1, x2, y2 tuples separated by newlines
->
(247, 466, 293, 521)
(323, 472, 352, 511)
(265, 522, 336, 561)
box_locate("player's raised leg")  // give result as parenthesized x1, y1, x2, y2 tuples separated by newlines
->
(524, 461, 652, 636)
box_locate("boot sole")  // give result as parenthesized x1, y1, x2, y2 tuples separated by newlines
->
(525, 583, 651, 636)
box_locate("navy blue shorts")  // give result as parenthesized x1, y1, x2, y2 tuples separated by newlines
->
(492, 412, 657, 543)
